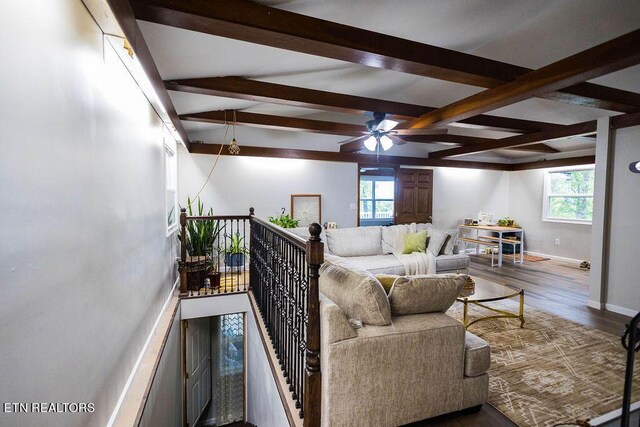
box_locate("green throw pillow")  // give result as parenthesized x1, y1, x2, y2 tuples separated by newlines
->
(402, 230, 428, 254)
(375, 274, 400, 294)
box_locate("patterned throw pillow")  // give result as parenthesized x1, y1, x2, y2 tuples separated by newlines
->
(427, 229, 449, 256)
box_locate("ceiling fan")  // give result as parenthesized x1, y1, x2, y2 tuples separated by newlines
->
(338, 112, 447, 153)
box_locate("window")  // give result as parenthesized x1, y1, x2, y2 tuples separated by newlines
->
(165, 127, 178, 235)
(360, 176, 394, 224)
(543, 166, 594, 224)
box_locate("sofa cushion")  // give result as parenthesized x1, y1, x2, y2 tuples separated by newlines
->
(464, 332, 491, 377)
(403, 230, 428, 254)
(326, 226, 383, 257)
(388, 274, 466, 315)
(440, 229, 459, 255)
(340, 254, 406, 276)
(287, 226, 325, 242)
(414, 222, 433, 232)
(427, 229, 449, 256)
(435, 254, 470, 272)
(319, 259, 392, 326)
(381, 224, 411, 254)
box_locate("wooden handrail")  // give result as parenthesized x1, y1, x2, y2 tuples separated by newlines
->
(250, 215, 307, 250)
(186, 215, 252, 221)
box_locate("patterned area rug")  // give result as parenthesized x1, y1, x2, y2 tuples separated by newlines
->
(447, 300, 640, 427)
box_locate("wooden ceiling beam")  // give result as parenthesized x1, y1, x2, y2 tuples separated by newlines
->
(133, 0, 640, 113)
(429, 120, 597, 158)
(399, 134, 559, 153)
(105, 0, 191, 149)
(180, 110, 364, 136)
(166, 77, 565, 133)
(401, 29, 640, 132)
(510, 155, 596, 171)
(189, 143, 511, 171)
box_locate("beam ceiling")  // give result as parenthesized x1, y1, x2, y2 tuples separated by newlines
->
(166, 77, 565, 134)
(428, 120, 598, 158)
(132, 0, 640, 113)
(401, 29, 640, 132)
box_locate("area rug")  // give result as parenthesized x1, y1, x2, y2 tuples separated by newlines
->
(447, 300, 640, 427)
(503, 253, 550, 262)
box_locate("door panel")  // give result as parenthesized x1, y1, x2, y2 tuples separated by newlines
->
(186, 317, 211, 426)
(395, 169, 433, 224)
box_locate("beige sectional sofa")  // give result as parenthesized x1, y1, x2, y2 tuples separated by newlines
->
(290, 223, 470, 275)
(318, 256, 490, 427)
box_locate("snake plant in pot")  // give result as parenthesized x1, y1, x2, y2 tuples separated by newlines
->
(222, 232, 249, 268)
(181, 196, 225, 289)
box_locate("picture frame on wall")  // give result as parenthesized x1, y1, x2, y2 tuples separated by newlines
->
(291, 194, 322, 227)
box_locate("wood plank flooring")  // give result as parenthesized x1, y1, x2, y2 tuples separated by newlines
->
(405, 255, 632, 427)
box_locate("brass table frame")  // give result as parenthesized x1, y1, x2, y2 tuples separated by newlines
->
(458, 288, 525, 329)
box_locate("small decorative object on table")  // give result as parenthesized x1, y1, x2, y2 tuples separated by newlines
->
(461, 276, 476, 297)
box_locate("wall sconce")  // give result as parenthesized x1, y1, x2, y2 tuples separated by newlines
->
(630, 161, 640, 174)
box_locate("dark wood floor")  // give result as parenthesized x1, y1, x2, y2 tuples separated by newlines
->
(406, 255, 632, 427)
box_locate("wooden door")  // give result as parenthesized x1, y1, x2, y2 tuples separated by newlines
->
(186, 317, 211, 427)
(395, 169, 433, 224)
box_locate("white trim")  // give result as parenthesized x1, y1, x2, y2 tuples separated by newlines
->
(524, 250, 584, 265)
(106, 277, 179, 427)
(605, 303, 639, 318)
(541, 218, 593, 226)
(590, 400, 640, 426)
(587, 300, 604, 310)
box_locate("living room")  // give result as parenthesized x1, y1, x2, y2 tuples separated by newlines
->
(1, 1, 639, 427)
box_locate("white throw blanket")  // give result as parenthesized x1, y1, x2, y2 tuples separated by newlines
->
(389, 227, 437, 275)
(395, 251, 436, 275)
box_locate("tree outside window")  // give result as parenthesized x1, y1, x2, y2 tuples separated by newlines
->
(543, 166, 594, 223)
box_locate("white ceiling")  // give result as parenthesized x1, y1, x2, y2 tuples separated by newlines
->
(137, 0, 640, 162)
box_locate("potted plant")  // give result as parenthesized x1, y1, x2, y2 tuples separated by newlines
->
(222, 232, 249, 268)
(268, 207, 299, 228)
(181, 196, 224, 290)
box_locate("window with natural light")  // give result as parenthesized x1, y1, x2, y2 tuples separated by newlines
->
(360, 176, 394, 224)
(543, 166, 595, 224)
(165, 130, 178, 234)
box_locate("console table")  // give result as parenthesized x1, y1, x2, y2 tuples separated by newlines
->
(458, 224, 524, 267)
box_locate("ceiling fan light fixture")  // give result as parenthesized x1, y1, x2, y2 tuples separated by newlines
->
(380, 135, 393, 151)
(364, 135, 377, 151)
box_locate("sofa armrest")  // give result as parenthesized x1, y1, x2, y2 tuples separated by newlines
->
(464, 332, 491, 377)
(322, 313, 467, 426)
(320, 294, 358, 344)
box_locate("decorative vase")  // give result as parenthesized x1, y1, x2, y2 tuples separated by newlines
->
(225, 253, 245, 268)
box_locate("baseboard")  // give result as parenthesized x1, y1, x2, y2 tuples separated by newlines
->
(605, 303, 639, 318)
(587, 300, 604, 310)
(524, 251, 584, 264)
(106, 276, 179, 427)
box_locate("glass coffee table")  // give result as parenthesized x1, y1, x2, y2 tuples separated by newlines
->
(457, 276, 525, 329)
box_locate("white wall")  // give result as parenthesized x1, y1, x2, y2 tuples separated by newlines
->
(604, 125, 640, 314)
(509, 169, 592, 261)
(0, 2, 177, 426)
(178, 147, 360, 228)
(179, 148, 511, 231)
(431, 167, 510, 229)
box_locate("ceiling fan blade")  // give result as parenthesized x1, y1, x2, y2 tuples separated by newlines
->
(339, 135, 369, 153)
(393, 128, 448, 136)
(389, 135, 406, 146)
(376, 119, 399, 132)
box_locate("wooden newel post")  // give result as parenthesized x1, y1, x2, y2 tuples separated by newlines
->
(304, 223, 323, 427)
(179, 207, 188, 297)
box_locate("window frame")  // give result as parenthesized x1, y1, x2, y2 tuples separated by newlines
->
(541, 165, 595, 225)
(164, 126, 179, 236)
(359, 175, 395, 222)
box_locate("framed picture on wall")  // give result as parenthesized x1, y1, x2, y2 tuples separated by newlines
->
(291, 194, 322, 227)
